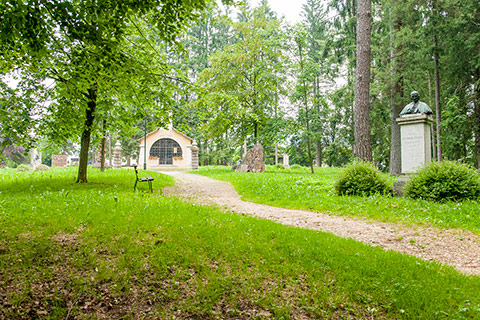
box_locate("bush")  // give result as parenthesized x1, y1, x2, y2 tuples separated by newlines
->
(290, 164, 303, 170)
(335, 161, 394, 196)
(16, 164, 32, 172)
(34, 164, 50, 171)
(404, 161, 480, 202)
(273, 163, 285, 170)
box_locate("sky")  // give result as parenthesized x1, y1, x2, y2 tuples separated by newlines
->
(241, 0, 308, 24)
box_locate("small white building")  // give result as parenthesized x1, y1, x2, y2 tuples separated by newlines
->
(138, 127, 195, 169)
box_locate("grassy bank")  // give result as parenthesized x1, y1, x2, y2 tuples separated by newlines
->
(195, 166, 480, 233)
(1, 167, 480, 318)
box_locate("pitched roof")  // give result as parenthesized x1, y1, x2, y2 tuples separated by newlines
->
(138, 127, 194, 143)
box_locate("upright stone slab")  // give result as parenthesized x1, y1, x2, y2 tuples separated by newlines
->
(52, 155, 68, 167)
(30, 148, 42, 167)
(396, 114, 433, 174)
(113, 141, 122, 169)
(236, 142, 265, 172)
(282, 153, 290, 169)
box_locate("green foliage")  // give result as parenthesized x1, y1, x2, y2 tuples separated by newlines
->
(290, 164, 303, 170)
(273, 163, 285, 170)
(16, 164, 32, 172)
(404, 161, 480, 202)
(2, 168, 480, 318)
(335, 161, 394, 196)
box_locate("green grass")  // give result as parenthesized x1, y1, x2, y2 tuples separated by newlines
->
(195, 165, 480, 233)
(1, 167, 480, 318)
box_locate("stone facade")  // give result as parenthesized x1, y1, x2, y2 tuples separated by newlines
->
(138, 128, 195, 170)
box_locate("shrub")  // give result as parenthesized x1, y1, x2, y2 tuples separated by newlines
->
(16, 164, 32, 172)
(34, 164, 50, 171)
(335, 161, 394, 196)
(290, 164, 303, 170)
(273, 163, 285, 170)
(404, 161, 480, 202)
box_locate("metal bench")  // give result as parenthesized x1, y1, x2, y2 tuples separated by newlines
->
(133, 165, 154, 193)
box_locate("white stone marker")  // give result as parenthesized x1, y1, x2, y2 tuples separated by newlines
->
(396, 114, 433, 174)
(283, 153, 290, 169)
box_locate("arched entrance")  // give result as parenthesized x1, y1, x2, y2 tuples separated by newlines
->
(150, 138, 183, 165)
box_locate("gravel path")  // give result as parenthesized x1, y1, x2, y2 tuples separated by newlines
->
(162, 171, 480, 276)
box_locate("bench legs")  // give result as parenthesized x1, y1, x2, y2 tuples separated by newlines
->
(134, 179, 153, 193)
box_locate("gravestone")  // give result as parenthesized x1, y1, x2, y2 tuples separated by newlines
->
(30, 148, 42, 167)
(52, 155, 68, 167)
(236, 142, 265, 172)
(113, 141, 122, 169)
(282, 153, 290, 169)
(396, 114, 433, 174)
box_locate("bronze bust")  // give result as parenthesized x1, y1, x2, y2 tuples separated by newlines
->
(399, 91, 433, 116)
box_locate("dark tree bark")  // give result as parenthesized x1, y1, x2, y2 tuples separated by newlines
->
(298, 42, 314, 174)
(315, 141, 323, 167)
(389, 3, 404, 175)
(77, 86, 97, 183)
(100, 119, 106, 172)
(353, 0, 373, 161)
(433, 33, 442, 161)
(475, 69, 480, 168)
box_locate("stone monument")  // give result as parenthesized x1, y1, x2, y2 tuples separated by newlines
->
(396, 91, 433, 174)
(30, 148, 42, 167)
(236, 142, 265, 172)
(113, 141, 122, 169)
(282, 153, 290, 169)
(52, 154, 68, 167)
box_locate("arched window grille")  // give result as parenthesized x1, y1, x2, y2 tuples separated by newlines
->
(149, 138, 182, 165)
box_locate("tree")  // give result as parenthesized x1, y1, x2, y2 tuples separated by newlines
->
(353, 0, 373, 161)
(197, 4, 288, 148)
(0, 0, 229, 182)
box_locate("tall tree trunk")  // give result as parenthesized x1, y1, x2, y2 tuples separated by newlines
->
(275, 144, 278, 165)
(433, 34, 442, 161)
(77, 86, 97, 183)
(475, 69, 480, 168)
(389, 3, 403, 175)
(353, 0, 373, 161)
(100, 120, 106, 172)
(298, 42, 314, 174)
(432, 0, 442, 161)
(315, 141, 322, 167)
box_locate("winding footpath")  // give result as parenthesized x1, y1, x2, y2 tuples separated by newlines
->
(162, 171, 480, 276)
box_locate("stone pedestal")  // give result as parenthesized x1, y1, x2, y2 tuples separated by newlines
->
(396, 114, 433, 174)
(113, 141, 122, 169)
(188, 141, 199, 170)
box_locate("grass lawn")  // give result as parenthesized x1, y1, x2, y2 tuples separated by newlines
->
(195, 166, 480, 233)
(1, 167, 480, 319)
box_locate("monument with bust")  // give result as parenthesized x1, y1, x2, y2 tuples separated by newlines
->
(399, 91, 433, 116)
(396, 90, 433, 175)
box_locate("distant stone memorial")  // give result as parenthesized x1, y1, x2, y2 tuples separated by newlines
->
(396, 91, 433, 174)
(283, 153, 290, 169)
(30, 148, 42, 167)
(52, 155, 68, 167)
(236, 142, 265, 172)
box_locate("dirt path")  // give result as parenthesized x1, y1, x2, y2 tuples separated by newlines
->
(162, 171, 480, 276)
